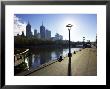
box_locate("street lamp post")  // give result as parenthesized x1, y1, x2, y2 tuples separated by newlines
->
(66, 24, 73, 76)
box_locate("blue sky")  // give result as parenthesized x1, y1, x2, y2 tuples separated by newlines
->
(14, 14, 97, 42)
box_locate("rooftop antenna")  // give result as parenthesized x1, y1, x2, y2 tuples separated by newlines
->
(42, 21, 43, 26)
(28, 20, 30, 24)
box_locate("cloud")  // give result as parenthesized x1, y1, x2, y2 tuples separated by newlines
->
(14, 15, 26, 36)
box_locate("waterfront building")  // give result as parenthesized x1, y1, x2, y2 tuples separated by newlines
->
(96, 34, 97, 47)
(51, 37, 56, 41)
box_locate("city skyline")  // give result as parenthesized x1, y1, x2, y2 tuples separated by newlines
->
(14, 14, 97, 42)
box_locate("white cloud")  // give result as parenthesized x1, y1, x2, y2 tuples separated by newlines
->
(14, 15, 26, 36)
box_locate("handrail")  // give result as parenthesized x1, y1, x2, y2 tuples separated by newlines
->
(15, 49, 29, 56)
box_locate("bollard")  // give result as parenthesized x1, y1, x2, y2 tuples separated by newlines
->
(74, 51, 75, 54)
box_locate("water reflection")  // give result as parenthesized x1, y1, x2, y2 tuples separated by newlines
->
(14, 48, 80, 75)
(31, 54, 41, 68)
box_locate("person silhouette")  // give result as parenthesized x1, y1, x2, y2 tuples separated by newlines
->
(58, 56, 63, 62)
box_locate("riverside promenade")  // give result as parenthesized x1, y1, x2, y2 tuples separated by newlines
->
(28, 48, 97, 76)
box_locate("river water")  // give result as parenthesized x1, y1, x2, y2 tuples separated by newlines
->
(14, 48, 80, 75)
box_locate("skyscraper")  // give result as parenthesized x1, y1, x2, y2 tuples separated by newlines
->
(34, 29, 37, 37)
(45, 29, 51, 40)
(37, 33, 41, 39)
(40, 22, 45, 39)
(26, 21, 32, 37)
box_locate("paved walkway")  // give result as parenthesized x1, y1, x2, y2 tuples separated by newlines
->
(28, 48, 97, 76)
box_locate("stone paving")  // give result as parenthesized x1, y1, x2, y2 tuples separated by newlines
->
(28, 48, 97, 76)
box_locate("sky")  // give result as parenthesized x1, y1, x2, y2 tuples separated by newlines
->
(14, 14, 97, 42)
